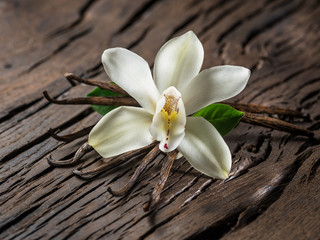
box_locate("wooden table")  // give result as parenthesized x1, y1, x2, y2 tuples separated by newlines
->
(1, 0, 319, 239)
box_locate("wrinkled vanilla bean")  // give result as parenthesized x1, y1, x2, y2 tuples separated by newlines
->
(49, 125, 94, 142)
(107, 144, 161, 197)
(47, 142, 93, 166)
(44, 88, 313, 137)
(242, 112, 314, 137)
(44, 73, 314, 138)
(65, 73, 129, 95)
(73, 142, 157, 179)
(145, 150, 178, 211)
(44, 76, 314, 138)
(223, 102, 307, 118)
(44, 73, 315, 210)
(43, 91, 139, 106)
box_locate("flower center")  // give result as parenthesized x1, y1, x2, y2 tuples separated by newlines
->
(161, 87, 181, 136)
(161, 98, 178, 149)
(162, 94, 179, 115)
(149, 86, 186, 152)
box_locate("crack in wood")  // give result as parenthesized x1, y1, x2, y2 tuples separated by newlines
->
(116, 0, 162, 34)
(217, 0, 271, 43)
(0, 204, 41, 234)
(165, 12, 200, 41)
(0, 97, 43, 125)
(248, 65, 316, 102)
(22, 28, 93, 75)
(0, 107, 92, 164)
(46, 0, 100, 39)
(203, 0, 231, 16)
(242, 0, 303, 52)
(137, 210, 183, 239)
(182, 178, 214, 207)
(127, 26, 153, 50)
(199, 1, 243, 37)
(190, 149, 314, 239)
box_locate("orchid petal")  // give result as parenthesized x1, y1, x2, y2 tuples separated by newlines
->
(153, 31, 204, 92)
(177, 117, 232, 179)
(102, 48, 160, 114)
(89, 106, 154, 158)
(181, 65, 250, 115)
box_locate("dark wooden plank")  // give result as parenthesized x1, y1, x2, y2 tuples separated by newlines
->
(0, 0, 151, 119)
(0, 0, 319, 239)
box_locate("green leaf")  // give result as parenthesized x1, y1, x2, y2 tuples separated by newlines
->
(86, 87, 122, 115)
(194, 103, 244, 136)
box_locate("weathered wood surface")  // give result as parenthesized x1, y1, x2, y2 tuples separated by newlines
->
(1, 0, 319, 239)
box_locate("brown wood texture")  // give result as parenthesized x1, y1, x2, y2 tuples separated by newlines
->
(1, 0, 319, 239)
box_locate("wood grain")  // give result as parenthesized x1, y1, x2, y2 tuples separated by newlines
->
(0, 0, 319, 239)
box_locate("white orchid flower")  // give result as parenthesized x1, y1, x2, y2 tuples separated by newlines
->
(88, 31, 250, 179)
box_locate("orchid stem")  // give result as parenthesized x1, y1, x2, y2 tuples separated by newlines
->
(144, 150, 178, 211)
(107, 144, 161, 197)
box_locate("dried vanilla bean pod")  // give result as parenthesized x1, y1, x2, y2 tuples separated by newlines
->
(47, 142, 93, 166)
(43, 91, 139, 106)
(49, 125, 95, 142)
(107, 144, 161, 197)
(73, 142, 157, 179)
(242, 112, 314, 137)
(223, 102, 307, 118)
(44, 86, 307, 120)
(145, 150, 178, 211)
(57, 74, 307, 118)
(44, 84, 313, 138)
(64, 73, 128, 95)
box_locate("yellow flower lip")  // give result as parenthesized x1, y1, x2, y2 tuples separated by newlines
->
(149, 86, 185, 152)
(161, 109, 178, 122)
(160, 87, 183, 150)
